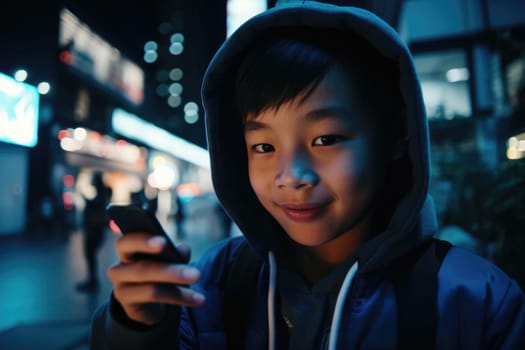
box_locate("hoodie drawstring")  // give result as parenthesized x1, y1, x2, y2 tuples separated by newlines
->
(266, 253, 358, 350)
(267, 251, 277, 350)
(328, 260, 359, 350)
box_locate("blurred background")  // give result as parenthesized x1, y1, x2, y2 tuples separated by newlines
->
(0, 0, 524, 348)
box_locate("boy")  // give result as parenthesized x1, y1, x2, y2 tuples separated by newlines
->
(90, 1, 525, 349)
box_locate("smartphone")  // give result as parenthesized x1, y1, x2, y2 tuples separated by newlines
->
(106, 204, 185, 263)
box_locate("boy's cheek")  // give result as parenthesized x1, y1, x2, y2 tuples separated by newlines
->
(247, 174, 272, 208)
(248, 175, 266, 197)
(248, 161, 272, 185)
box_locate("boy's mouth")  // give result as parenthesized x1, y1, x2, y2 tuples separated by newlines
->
(278, 202, 327, 222)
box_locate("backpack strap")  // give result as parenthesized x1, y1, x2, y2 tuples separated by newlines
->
(222, 240, 263, 350)
(393, 238, 452, 349)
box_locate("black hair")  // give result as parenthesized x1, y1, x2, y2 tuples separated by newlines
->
(234, 27, 412, 232)
(235, 27, 405, 147)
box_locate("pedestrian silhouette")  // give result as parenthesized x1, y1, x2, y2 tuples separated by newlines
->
(76, 172, 112, 292)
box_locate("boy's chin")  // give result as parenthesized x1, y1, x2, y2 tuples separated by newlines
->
(285, 230, 338, 248)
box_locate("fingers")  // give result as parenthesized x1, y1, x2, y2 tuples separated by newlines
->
(115, 232, 171, 263)
(114, 283, 206, 307)
(108, 260, 201, 285)
(109, 233, 205, 310)
(107, 258, 205, 308)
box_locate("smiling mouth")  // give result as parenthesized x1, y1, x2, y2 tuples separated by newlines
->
(279, 203, 327, 222)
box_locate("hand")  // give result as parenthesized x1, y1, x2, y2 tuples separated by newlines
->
(107, 233, 206, 325)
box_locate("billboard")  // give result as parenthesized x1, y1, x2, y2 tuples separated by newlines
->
(58, 8, 144, 105)
(0, 72, 39, 148)
(111, 108, 210, 169)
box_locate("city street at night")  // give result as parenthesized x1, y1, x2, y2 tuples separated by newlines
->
(0, 229, 118, 349)
(1, 0, 524, 348)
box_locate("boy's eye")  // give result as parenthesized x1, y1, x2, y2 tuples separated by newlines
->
(253, 143, 274, 153)
(313, 135, 346, 146)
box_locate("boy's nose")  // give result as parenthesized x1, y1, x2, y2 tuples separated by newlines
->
(275, 154, 319, 189)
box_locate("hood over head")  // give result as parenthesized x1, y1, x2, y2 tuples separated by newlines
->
(201, 1, 436, 273)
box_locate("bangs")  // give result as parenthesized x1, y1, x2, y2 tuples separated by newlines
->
(234, 27, 404, 123)
(235, 37, 332, 120)
(234, 27, 406, 145)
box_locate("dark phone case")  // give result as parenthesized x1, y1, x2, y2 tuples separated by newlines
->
(106, 204, 184, 262)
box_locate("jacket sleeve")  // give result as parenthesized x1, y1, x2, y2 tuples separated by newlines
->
(484, 278, 525, 349)
(89, 294, 181, 349)
(437, 247, 525, 350)
(88, 237, 248, 349)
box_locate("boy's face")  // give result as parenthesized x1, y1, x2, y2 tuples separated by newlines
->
(244, 65, 385, 249)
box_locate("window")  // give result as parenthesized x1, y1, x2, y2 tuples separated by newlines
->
(414, 50, 471, 120)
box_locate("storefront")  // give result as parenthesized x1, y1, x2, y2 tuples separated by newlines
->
(0, 72, 39, 235)
(53, 113, 229, 251)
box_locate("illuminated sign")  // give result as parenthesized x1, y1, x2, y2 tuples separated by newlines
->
(111, 108, 210, 169)
(57, 127, 146, 169)
(58, 8, 144, 105)
(227, 0, 267, 37)
(0, 72, 39, 148)
(507, 132, 525, 160)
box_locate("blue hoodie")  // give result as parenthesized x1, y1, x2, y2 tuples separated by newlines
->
(90, 2, 525, 349)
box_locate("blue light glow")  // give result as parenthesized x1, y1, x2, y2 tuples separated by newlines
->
(111, 108, 210, 169)
(0, 72, 39, 147)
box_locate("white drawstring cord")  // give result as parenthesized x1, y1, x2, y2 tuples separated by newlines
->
(328, 261, 359, 350)
(267, 251, 277, 350)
